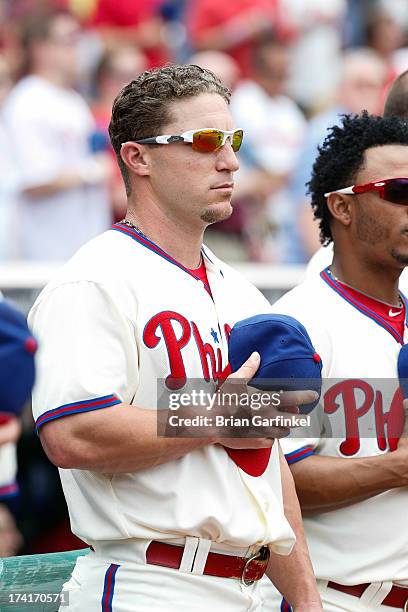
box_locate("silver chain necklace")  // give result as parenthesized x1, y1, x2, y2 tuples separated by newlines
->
(120, 218, 204, 269)
(328, 267, 403, 309)
(120, 219, 147, 239)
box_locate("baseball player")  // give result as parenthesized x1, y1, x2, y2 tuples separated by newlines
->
(305, 67, 408, 289)
(29, 65, 321, 611)
(261, 112, 408, 611)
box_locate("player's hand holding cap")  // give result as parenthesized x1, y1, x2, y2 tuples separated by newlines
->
(225, 313, 322, 476)
(228, 313, 323, 413)
(0, 300, 37, 416)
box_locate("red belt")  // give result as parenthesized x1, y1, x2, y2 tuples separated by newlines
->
(146, 541, 270, 585)
(328, 581, 408, 609)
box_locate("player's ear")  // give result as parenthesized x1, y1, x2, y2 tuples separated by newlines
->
(326, 193, 352, 228)
(120, 142, 151, 177)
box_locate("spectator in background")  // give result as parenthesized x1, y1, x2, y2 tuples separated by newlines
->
(0, 0, 17, 62)
(187, 0, 282, 78)
(0, 54, 18, 260)
(88, 0, 169, 68)
(188, 51, 241, 92)
(384, 69, 408, 119)
(291, 48, 388, 262)
(3, 8, 111, 261)
(366, 7, 408, 92)
(91, 45, 147, 221)
(280, 0, 347, 115)
(230, 31, 306, 262)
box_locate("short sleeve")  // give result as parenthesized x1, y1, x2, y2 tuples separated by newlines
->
(280, 401, 328, 464)
(278, 388, 325, 466)
(29, 282, 139, 430)
(282, 438, 318, 465)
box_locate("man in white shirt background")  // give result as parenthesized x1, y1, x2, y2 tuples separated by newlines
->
(231, 31, 306, 263)
(3, 7, 111, 261)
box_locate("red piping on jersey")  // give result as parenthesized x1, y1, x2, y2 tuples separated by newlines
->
(320, 267, 405, 345)
(35, 394, 121, 430)
(285, 445, 314, 465)
(112, 223, 213, 295)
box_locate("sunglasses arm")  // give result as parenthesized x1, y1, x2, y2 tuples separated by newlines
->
(132, 135, 185, 145)
(324, 186, 355, 197)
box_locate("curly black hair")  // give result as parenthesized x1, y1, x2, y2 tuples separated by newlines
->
(308, 112, 408, 245)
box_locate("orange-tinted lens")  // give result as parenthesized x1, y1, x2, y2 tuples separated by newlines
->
(192, 129, 224, 152)
(231, 129, 243, 152)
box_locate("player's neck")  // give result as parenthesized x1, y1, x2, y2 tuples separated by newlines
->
(331, 254, 403, 307)
(125, 207, 204, 269)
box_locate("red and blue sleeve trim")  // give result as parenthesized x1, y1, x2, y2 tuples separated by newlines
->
(281, 597, 293, 611)
(285, 445, 314, 465)
(0, 481, 19, 499)
(35, 394, 122, 431)
(101, 563, 120, 612)
(112, 223, 212, 295)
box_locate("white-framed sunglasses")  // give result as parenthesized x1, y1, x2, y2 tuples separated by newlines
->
(125, 128, 244, 153)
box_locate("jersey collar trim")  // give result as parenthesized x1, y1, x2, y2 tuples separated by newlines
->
(112, 222, 212, 294)
(320, 267, 405, 345)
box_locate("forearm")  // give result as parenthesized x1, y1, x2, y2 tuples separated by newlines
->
(291, 452, 408, 514)
(266, 447, 321, 610)
(23, 174, 83, 198)
(23, 156, 109, 198)
(40, 403, 215, 473)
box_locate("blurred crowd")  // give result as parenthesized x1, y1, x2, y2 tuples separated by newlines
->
(1, 0, 408, 560)
(0, 0, 408, 266)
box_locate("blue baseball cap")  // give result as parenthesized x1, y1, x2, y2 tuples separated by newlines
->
(398, 343, 408, 399)
(228, 313, 323, 414)
(0, 300, 37, 415)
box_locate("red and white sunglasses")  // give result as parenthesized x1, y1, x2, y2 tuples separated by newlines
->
(324, 177, 408, 205)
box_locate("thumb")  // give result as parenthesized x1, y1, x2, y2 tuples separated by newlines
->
(230, 351, 261, 384)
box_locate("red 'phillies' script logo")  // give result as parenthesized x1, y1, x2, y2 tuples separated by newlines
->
(324, 379, 404, 455)
(143, 311, 230, 390)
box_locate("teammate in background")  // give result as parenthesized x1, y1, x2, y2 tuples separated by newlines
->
(29, 65, 321, 611)
(0, 297, 37, 556)
(263, 113, 408, 611)
(306, 68, 408, 279)
(0, 409, 23, 557)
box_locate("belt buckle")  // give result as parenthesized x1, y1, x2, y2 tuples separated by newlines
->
(241, 546, 270, 586)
